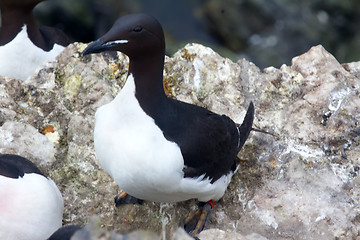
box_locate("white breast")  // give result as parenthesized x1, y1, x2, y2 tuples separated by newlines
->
(0, 25, 65, 81)
(0, 173, 63, 240)
(94, 74, 232, 202)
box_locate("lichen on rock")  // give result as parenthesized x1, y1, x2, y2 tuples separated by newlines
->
(0, 42, 359, 240)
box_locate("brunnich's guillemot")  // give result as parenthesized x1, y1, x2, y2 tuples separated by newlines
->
(82, 13, 254, 236)
(0, 0, 70, 80)
(0, 154, 64, 240)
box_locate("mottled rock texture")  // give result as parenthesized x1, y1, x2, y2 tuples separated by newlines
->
(0, 43, 359, 240)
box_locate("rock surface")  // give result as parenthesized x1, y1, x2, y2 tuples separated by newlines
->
(0, 43, 359, 239)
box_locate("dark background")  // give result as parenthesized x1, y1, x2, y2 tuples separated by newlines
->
(28, 0, 360, 69)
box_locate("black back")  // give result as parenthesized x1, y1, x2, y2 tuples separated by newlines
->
(47, 225, 82, 240)
(146, 98, 254, 183)
(0, 154, 44, 178)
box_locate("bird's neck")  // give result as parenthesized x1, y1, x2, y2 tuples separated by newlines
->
(0, 6, 47, 49)
(128, 53, 168, 113)
(129, 54, 166, 104)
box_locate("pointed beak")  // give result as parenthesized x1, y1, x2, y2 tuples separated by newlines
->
(82, 39, 105, 56)
(82, 39, 128, 56)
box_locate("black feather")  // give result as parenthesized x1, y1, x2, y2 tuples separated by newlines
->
(47, 225, 82, 240)
(0, 154, 44, 178)
(141, 97, 254, 183)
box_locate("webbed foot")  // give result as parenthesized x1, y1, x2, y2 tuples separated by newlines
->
(114, 192, 143, 207)
(184, 200, 216, 238)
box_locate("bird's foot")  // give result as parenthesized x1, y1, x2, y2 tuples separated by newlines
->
(114, 192, 143, 207)
(184, 200, 216, 237)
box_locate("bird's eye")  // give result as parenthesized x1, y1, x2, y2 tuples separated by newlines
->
(133, 26, 143, 32)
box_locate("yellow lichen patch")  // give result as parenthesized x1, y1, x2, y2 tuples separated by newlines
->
(181, 48, 196, 62)
(77, 43, 88, 53)
(64, 74, 82, 99)
(109, 63, 120, 74)
(163, 80, 171, 97)
(302, 160, 313, 167)
(163, 76, 178, 98)
(269, 159, 278, 168)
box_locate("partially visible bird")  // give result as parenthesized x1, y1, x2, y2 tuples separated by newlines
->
(82, 13, 254, 236)
(48, 225, 82, 240)
(0, 154, 64, 240)
(0, 0, 70, 80)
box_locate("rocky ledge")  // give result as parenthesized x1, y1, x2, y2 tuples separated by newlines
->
(0, 43, 359, 240)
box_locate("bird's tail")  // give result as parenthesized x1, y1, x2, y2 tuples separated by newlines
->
(236, 101, 255, 150)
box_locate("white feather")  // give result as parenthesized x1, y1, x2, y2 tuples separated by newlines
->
(0, 25, 64, 81)
(94, 74, 232, 203)
(0, 173, 63, 240)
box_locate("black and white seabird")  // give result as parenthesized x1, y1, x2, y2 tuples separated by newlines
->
(0, 154, 64, 240)
(0, 0, 70, 80)
(82, 13, 254, 236)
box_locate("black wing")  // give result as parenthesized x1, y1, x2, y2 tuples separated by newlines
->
(154, 99, 254, 182)
(0, 154, 44, 178)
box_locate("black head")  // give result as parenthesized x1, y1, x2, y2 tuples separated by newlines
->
(82, 13, 165, 60)
(0, 0, 43, 10)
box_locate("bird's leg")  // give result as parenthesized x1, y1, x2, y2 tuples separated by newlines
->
(114, 192, 143, 207)
(184, 200, 217, 237)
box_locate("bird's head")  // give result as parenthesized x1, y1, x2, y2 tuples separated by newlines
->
(82, 13, 165, 60)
